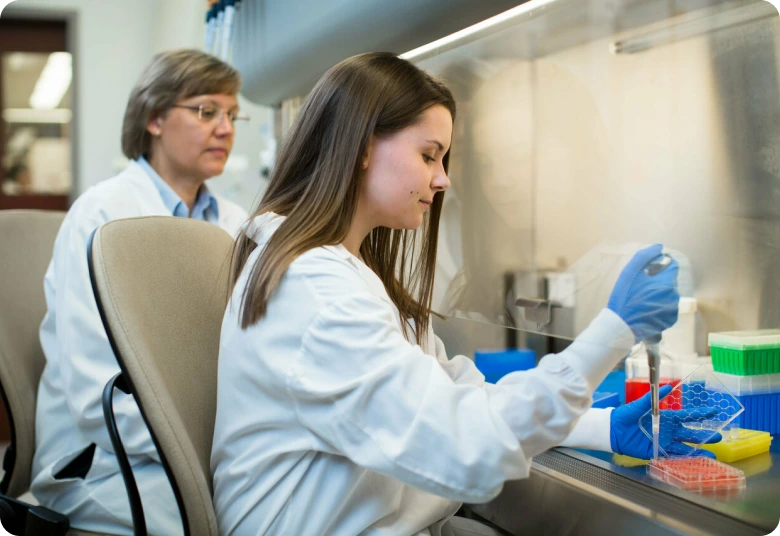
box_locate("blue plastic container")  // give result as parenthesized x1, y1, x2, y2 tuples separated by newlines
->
(732, 393, 780, 435)
(711, 372, 780, 435)
(597, 370, 626, 404)
(592, 391, 620, 409)
(474, 348, 536, 384)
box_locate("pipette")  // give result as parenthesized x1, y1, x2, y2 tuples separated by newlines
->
(647, 334, 662, 459)
(643, 254, 672, 460)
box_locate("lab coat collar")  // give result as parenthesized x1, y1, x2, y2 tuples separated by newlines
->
(135, 157, 220, 221)
(244, 212, 358, 265)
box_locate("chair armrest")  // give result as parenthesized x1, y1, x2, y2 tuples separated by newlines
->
(0, 493, 69, 536)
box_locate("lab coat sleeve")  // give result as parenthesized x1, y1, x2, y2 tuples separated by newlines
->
(430, 334, 487, 386)
(430, 318, 621, 453)
(52, 209, 159, 461)
(558, 407, 614, 451)
(289, 295, 633, 504)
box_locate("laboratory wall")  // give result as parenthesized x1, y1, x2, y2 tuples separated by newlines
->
(3, 0, 273, 210)
(5, 0, 157, 196)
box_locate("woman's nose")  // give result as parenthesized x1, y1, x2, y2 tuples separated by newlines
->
(432, 168, 450, 192)
(214, 113, 235, 136)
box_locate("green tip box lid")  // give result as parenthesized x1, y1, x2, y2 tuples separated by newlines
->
(709, 330, 780, 376)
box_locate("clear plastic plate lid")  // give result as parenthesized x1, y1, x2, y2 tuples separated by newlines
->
(708, 329, 780, 350)
(639, 365, 744, 457)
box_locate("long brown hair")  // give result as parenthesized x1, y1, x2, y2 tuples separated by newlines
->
(231, 52, 455, 344)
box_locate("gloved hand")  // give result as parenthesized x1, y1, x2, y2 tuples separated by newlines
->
(608, 244, 680, 342)
(610, 385, 722, 459)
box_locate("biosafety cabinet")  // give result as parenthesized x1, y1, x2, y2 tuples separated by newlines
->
(406, 0, 780, 534)
(415, 0, 780, 349)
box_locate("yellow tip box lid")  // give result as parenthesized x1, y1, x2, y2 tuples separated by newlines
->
(691, 429, 772, 463)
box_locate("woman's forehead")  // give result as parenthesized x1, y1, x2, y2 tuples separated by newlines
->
(409, 106, 453, 146)
(181, 92, 238, 105)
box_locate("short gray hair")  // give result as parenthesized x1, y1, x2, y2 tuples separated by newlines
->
(121, 49, 241, 160)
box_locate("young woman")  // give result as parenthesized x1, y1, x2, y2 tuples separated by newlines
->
(32, 49, 247, 535)
(212, 52, 706, 536)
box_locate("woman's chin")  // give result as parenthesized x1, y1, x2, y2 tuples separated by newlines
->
(201, 164, 227, 180)
(395, 218, 425, 231)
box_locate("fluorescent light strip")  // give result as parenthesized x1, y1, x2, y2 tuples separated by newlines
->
(401, 0, 558, 62)
(3, 108, 72, 124)
(29, 52, 72, 110)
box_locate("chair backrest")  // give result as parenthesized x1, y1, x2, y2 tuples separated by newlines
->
(88, 216, 235, 536)
(0, 210, 65, 498)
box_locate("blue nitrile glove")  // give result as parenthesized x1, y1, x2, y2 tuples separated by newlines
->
(610, 385, 722, 459)
(607, 244, 680, 343)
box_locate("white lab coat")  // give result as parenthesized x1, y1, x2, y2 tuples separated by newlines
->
(211, 212, 635, 536)
(31, 161, 246, 535)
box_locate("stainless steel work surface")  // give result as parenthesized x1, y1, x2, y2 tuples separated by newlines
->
(565, 447, 780, 533)
(472, 448, 778, 535)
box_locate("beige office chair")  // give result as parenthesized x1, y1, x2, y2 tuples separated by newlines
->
(0, 210, 107, 535)
(0, 210, 63, 500)
(88, 216, 236, 536)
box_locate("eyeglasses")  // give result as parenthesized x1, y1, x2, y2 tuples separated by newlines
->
(171, 104, 250, 125)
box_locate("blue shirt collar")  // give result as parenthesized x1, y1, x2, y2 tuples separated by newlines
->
(136, 156, 219, 222)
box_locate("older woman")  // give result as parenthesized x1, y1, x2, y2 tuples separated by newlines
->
(31, 49, 247, 535)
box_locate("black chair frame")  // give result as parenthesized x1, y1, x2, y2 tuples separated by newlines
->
(0, 383, 69, 535)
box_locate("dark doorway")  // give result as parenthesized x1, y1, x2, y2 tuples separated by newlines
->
(0, 16, 72, 211)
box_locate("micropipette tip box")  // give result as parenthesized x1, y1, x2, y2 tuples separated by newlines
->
(709, 329, 780, 375)
(592, 391, 620, 409)
(710, 371, 780, 435)
(474, 348, 536, 383)
(694, 428, 772, 463)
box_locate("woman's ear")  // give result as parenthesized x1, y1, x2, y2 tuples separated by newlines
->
(362, 136, 375, 169)
(146, 113, 163, 137)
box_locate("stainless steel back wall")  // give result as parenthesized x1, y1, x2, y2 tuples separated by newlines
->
(232, 0, 529, 105)
(418, 0, 780, 358)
